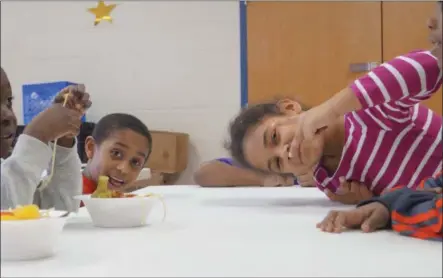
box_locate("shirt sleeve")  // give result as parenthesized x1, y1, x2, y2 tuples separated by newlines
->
(0, 134, 51, 210)
(358, 173, 442, 241)
(350, 50, 442, 128)
(36, 139, 83, 212)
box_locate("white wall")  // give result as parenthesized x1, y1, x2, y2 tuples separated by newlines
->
(1, 1, 241, 184)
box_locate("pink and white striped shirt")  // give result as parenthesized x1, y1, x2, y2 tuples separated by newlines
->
(314, 50, 442, 196)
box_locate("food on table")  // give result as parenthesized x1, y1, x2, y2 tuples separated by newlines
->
(91, 175, 152, 198)
(91, 176, 113, 198)
(0, 204, 46, 221)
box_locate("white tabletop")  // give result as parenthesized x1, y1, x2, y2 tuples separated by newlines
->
(2, 186, 442, 277)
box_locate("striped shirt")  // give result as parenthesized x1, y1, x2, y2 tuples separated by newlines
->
(314, 50, 442, 196)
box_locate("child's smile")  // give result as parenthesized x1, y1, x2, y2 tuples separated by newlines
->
(107, 175, 126, 189)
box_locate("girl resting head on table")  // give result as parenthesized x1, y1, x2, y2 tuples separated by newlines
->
(227, 45, 442, 204)
(194, 157, 314, 187)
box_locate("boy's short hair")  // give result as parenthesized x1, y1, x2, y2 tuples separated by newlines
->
(92, 113, 153, 158)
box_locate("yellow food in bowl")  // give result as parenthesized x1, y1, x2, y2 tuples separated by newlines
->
(0, 205, 45, 221)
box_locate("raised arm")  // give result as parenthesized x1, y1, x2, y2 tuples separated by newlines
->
(329, 51, 442, 125)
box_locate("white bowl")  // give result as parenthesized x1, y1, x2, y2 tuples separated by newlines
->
(74, 195, 158, 228)
(1, 210, 68, 261)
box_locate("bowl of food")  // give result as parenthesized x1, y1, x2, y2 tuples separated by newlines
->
(75, 176, 165, 228)
(1, 205, 69, 261)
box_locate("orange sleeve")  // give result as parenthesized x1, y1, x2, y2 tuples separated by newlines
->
(390, 173, 442, 241)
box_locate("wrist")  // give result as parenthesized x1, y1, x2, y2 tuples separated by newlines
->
(56, 136, 75, 148)
(23, 128, 51, 144)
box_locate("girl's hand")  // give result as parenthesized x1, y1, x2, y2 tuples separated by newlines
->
(296, 170, 316, 187)
(262, 175, 294, 187)
(283, 102, 340, 157)
(325, 177, 373, 205)
(298, 102, 338, 138)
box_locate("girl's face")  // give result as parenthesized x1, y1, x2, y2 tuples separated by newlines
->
(429, 2, 442, 68)
(242, 100, 325, 176)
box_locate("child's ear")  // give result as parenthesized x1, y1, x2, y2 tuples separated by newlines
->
(276, 99, 302, 114)
(85, 136, 96, 160)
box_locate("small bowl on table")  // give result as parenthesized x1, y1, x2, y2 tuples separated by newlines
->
(74, 194, 161, 228)
(1, 208, 68, 261)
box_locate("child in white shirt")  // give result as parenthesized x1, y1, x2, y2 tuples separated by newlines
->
(0, 67, 91, 211)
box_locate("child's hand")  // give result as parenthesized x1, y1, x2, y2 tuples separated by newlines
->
(283, 102, 339, 154)
(296, 170, 316, 187)
(316, 202, 389, 233)
(23, 104, 84, 144)
(53, 84, 91, 113)
(53, 84, 91, 147)
(262, 175, 294, 187)
(325, 177, 373, 204)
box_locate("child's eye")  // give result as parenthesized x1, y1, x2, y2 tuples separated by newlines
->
(6, 97, 13, 109)
(271, 129, 278, 144)
(110, 149, 123, 159)
(130, 158, 143, 168)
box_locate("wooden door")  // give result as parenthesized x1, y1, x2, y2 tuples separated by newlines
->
(246, 2, 383, 107)
(382, 2, 442, 115)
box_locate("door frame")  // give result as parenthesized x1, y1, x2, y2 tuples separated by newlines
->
(240, 0, 248, 107)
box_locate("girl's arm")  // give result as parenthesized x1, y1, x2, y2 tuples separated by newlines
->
(194, 160, 266, 187)
(329, 51, 442, 122)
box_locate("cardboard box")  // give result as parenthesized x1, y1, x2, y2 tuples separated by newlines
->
(146, 131, 189, 173)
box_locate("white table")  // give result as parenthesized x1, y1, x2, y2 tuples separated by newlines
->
(2, 186, 442, 277)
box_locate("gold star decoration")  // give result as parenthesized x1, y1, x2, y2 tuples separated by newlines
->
(88, 1, 117, 26)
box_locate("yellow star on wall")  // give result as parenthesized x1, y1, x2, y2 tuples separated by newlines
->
(88, 1, 117, 26)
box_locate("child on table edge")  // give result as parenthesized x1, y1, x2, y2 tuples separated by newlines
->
(0, 67, 90, 211)
(317, 1, 443, 241)
(81, 113, 153, 198)
(226, 2, 443, 206)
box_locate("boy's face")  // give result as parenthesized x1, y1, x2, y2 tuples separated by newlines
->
(0, 68, 17, 159)
(85, 128, 150, 189)
(429, 2, 442, 68)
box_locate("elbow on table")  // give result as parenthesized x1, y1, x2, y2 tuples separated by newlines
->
(193, 162, 226, 187)
(193, 168, 215, 187)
